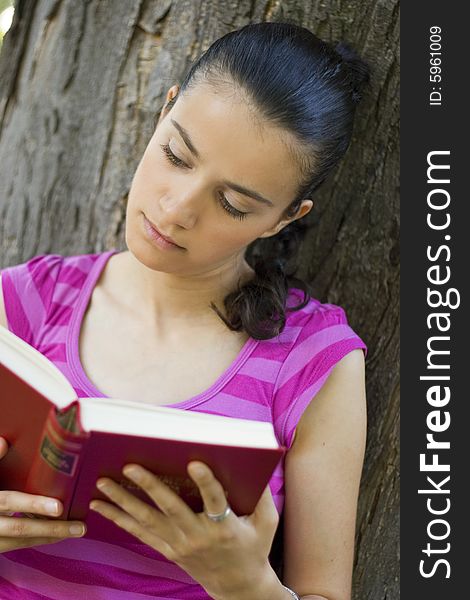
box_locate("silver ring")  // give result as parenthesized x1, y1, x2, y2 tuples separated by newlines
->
(203, 504, 232, 522)
(282, 585, 301, 599)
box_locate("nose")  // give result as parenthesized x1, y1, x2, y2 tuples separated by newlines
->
(159, 184, 204, 229)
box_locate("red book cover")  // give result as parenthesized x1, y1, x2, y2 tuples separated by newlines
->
(0, 330, 286, 544)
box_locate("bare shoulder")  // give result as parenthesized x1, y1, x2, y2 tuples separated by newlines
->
(282, 349, 367, 600)
(0, 274, 7, 328)
(294, 348, 366, 444)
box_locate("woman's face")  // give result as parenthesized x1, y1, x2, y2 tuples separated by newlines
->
(125, 83, 313, 277)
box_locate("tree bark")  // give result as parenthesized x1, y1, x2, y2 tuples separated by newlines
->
(0, 1, 399, 598)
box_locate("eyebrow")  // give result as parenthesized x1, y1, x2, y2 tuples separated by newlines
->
(170, 118, 275, 207)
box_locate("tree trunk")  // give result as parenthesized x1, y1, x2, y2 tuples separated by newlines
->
(0, 1, 399, 598)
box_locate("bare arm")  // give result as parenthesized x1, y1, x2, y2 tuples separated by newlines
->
(282, 349, 367, 600)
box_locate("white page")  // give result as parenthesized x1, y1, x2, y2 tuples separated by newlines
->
(77, 397, 279, 448)
(0, 325, 75, 407)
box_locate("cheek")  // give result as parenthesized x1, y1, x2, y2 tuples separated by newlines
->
(131, 136, 169, 190)
(128, 161, 154, 205)
(201, 221, 263, 255)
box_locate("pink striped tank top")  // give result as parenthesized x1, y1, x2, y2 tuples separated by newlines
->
(0, 250, 367, 599)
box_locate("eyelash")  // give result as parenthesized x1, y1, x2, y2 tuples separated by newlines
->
(159, 143, 248, 221)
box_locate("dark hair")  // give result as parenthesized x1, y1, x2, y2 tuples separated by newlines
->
(158, 21, 371, 339)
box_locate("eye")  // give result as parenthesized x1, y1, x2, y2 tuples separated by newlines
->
(218, 193, 248, 221)
(160, 142, 248, 221)
(160, 143, 189, 169)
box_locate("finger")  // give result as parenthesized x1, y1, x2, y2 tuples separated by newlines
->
(93, 478, 173, 537)
(121, 466, 198, 530)
(0, 516, 86, 539)
(0, 490, 64, 517)
(89, 499, 173, 557)
(0, 437, 9, 459)
(187, 462, 233, 519)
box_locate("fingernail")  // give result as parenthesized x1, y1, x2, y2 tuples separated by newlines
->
(191, 464, 205, 478)
(123, 466, 141, 481)
(45, 500, 59, 515)
(69, 524, 85, 536)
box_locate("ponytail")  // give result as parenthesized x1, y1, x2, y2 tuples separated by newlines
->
(156, 22, 371, 339)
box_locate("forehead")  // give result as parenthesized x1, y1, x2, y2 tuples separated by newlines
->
(164, 85, 302, 207)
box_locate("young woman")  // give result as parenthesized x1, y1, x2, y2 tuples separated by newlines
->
(0, 21, 370, 600)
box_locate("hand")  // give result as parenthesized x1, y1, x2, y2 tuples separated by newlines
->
(89, 461, 280, 599)
(0, 436, 87, 553)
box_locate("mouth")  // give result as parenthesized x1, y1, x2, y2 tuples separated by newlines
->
(143, 215, 185, 249)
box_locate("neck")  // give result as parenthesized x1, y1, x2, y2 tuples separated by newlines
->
(112, 250, 254, 331)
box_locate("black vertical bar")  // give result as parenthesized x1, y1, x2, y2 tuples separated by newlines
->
(401, 3, 467, 597)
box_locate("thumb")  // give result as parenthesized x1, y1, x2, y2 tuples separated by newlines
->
(0, 437, 9, 459)
(252, 483, 278, 528)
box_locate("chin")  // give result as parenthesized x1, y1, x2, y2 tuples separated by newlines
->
(126, 231, 189, 275)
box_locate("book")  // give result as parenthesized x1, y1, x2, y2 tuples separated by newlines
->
(0, 325, 286, 543)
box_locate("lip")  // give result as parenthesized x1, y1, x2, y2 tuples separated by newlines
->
(143, 215, 185, 249)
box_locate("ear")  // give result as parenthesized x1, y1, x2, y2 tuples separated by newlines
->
(258, 199, 314, 239)
(157, 84, 180, 126)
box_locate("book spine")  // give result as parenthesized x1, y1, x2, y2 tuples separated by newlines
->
(24, 406, 88, 517)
